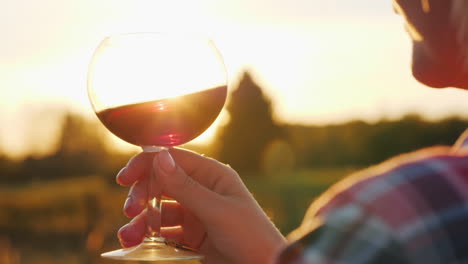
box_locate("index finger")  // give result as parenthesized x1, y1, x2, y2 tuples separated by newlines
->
(168, 148, 242, 194)
(117, 152, 155, 186)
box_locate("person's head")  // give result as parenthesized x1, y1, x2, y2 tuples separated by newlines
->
(393, 0, 468, 89)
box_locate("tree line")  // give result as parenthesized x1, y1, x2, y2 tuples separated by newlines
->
(1, 70, 468, 184)
(214, 72, 468, 176)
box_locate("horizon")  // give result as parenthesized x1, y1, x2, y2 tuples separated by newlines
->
(3, 0, 468, 158)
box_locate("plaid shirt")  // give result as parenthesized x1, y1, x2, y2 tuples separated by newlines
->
(278, 129, 468, 264)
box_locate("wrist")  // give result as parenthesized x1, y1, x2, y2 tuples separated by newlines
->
(238, 201, 287, 264)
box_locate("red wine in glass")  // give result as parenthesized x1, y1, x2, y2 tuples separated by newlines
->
(97, 85, 227, 147)
(87, 32, 227, 261)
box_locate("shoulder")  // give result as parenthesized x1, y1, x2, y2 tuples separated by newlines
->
(311, 146, 467, 220)
(292, 146, 468, 238)
(282, 146, 468, 263)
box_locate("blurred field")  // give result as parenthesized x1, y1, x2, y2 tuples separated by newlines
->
(0, 167, 354, 264)
(3, 96, 465, 263)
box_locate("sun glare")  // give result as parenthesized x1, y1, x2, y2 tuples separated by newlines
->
(88, 34, 226, 112)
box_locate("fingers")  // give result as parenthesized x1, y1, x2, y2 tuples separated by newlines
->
(116, 152, 155, 186)
(118, 210, 147, 248)
(168, 148, 243, 195)
(161, 226, 184, 244)
(120, 224, 197, 250)
(160, 208, 206, 250)
(118, 148, 242, 196)
(119, 147, 244, 248)
(155, 150, 230, 223)
(169, 148, 234, 179)
(124, 176, 148, 218)
(161, 200, 184, 227)
(118, 202, 185, 248)
(123, 170, 177, 218)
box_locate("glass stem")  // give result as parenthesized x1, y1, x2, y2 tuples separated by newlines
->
(142, 146, 165, 243)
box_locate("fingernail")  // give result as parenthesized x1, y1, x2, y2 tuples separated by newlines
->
(159, 150, 176, 173)
(117, 225, 132, 247)
(123, 196, 132, 215)
(116, 167, 127, 185)
(117, 224, 128, 241)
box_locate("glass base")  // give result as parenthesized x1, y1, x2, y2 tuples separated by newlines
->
(101, 237, 203, 261)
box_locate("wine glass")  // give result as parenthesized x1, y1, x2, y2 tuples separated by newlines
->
(87, 32, 227, 261)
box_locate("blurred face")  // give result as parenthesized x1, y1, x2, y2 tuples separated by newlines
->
(393, 0, 468, 89)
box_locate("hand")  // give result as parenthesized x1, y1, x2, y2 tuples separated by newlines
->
(116, 148, 287, 264)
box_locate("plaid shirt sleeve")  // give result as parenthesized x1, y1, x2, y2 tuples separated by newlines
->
(277, 129, 468, 264)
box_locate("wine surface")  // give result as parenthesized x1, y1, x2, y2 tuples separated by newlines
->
(97, 86, 227, 146)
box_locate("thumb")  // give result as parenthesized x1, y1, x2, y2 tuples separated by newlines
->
(154, 149, 224, 221)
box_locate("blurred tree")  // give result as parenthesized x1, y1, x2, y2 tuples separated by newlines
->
(0, 110, 132, 184)
(10, 112, 110, 182)
(55, 112, 108, 157)
(51, 112, 110, 178)
(2, 105, 467, 184)
(288, 114, 468, 168)
(0, 154, 19, 184)
(215, 71, 285, 175)
(50, 111, 132, 181)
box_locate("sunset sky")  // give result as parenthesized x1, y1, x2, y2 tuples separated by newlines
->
(3, 0, 468, 158)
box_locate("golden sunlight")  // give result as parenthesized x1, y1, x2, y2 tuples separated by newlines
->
(392, 1, 423, 41)
(88, 33, 226, 112)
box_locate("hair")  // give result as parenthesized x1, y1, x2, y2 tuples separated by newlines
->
(451, 0, 468, 68)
